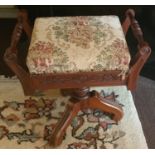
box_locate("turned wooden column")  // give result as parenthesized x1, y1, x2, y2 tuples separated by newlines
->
(71, 87, 90, 101)
(61, 87, 90, 101)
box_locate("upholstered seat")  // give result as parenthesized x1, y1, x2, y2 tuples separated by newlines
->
(27, 16, 131, 77)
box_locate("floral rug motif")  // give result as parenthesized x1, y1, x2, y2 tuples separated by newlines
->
(0, 95, 125, 149)
(0, 76, 148, 149)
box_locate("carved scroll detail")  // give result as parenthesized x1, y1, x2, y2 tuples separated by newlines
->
(40, 73, 121, 85)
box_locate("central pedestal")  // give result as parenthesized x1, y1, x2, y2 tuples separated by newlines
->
(49, 87, 123, 147)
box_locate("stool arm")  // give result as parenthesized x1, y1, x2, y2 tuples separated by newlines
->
(17, 9, 32, 40)
(4, 8, 33, 74)
(126, 9, 144, 45)
(122, 9, 144, 45)
(127, 44, 151, 90)
(3, 14, 34, 95)
(4, 14, 24, 68)
(4, 16, 24, 69)
(123, 9, 151, 90)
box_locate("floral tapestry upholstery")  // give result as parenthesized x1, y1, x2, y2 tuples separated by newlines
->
(27, 16, 131, 78)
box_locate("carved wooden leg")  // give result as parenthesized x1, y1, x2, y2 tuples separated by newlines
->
(86, 90, 123, 121)
(49, 87, 89, 147)
(49, 101, 83, 147)
(49, 87, 123, 147)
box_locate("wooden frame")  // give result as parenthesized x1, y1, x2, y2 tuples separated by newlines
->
(4, 9, 151, 147)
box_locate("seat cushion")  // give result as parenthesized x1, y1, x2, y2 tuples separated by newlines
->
(27, 16, 131, 77)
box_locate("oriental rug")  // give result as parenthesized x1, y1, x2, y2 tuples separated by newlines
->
(0, 76, 147, 149)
